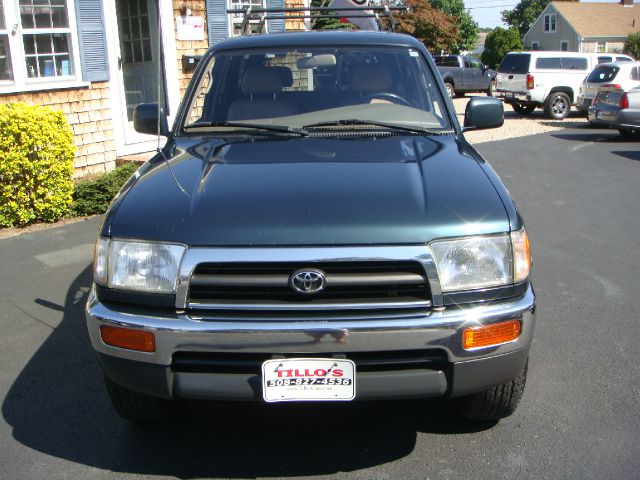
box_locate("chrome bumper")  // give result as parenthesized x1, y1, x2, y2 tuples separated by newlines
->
(86, 285, 536, 366)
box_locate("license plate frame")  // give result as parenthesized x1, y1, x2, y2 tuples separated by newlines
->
(261, 358, 356, 403)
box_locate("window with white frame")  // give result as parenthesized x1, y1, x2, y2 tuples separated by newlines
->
(597, 41, 606, 53)
(544, 13, 556, 32)
(0, 0, 81, 89)
(0, 1, 12, 80)
(229, 0, 265, 36)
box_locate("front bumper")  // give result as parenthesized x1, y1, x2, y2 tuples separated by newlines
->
(87, 285, 536, 400)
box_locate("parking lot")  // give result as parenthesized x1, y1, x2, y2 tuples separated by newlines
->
(453, 94, 590, 144)
(1, 116, 639, 479)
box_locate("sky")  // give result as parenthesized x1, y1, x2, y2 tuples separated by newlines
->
(468, 0, 624, 29)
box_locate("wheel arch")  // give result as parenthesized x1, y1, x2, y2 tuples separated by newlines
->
(547, 86, 575, 103)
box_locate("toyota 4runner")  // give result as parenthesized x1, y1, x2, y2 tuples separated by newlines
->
(86, 30, 535, 423)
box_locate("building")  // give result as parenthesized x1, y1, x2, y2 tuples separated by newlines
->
(523, 0, 640, 54)
(0, 0, 309, 177)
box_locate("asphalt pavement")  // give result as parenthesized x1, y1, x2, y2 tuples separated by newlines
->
(0, 125, 638, 480)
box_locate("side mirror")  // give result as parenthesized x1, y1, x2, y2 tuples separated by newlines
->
(463, 97, 504, 131)
(133, 103, 170, 136)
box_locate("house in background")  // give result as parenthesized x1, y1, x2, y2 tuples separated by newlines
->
(0, 0, 308, 177)
(524, 0, 640, 54)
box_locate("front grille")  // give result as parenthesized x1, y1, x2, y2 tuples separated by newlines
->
(172, 350, 448, 374)
(186, 261, 432, 317)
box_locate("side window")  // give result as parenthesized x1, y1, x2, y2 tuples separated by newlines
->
(444, 56, 459, 67)
(615, 56, 632, 62)
(561, 57, 588, 70)
(536, 57, 561, 69)
(468, 57, 483, 69)
(631, 67, 640, 81)
(597, 56, 612, 64)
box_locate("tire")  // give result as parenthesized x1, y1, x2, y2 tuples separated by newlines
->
(444, 81, 454, 99)
(452, 358, 528, 421)
(545, 92, 571, 119)
(512, 102, 535, 115)
(487, 79, 496, 97)
(104, 374, 170, 423)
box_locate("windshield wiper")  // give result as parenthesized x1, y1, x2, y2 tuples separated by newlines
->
(183, 121, 307, 136)
(302, 119, 450, 135)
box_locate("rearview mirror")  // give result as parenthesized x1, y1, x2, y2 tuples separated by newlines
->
(463, 97, 504, 131)
(296, 54, 337, 69)
(133, 103, 170, 136)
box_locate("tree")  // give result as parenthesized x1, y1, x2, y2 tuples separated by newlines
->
(501, 0, 550, 38)
(311, 0, 355, 30)
(624, 32, 640, 59)
(393, 0, 461, 53)
(430, 0, 479, 53)
(480, 27, 522, 69)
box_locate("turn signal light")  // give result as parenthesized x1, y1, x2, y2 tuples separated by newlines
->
(463, 320, 521, 350)
(100, 326, 156, 352)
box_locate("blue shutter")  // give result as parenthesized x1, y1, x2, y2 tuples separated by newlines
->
(266, 0, 285, 33)
(74, 0, 109, 82)
(206, 0, 229, 46)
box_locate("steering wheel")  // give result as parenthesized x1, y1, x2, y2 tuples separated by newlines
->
(360, 92, 411, 107)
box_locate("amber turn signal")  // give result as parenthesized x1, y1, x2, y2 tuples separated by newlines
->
(100, 326, 156, 352)
(463, 320, 521, 350)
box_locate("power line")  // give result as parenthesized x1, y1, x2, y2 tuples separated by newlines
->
(466, 3, 518, 8)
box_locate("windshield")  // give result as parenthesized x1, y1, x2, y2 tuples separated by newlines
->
(181, 46, 450, 133)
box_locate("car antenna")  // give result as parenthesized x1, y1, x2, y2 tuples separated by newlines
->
(155, 2, 190, 198)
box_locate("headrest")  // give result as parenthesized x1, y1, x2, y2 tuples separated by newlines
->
(351, 63, 392, 92)
(241, 66, 293, 95)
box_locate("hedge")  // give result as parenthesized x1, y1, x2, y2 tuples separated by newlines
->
(71, 162, 139, 216)
(0, 103, 75, 227)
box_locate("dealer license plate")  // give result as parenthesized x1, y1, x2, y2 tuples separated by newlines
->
(262, 358, 356, 402)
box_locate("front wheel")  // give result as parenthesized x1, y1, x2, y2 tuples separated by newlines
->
(444, 82, 454, 99)
(104, 375, 171, 423)
(512, 102, 536, 115)
(545, 92, 571, 119)
(452, 358, 528, 421)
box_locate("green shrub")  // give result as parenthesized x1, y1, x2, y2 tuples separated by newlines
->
(624, 32, 640, 59)
(0, 103, 75, 227)
(71, 162, 139, 216)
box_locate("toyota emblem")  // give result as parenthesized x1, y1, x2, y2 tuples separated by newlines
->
(290, 269, 326, 294)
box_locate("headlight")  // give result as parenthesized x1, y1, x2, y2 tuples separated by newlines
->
(431, 229, 530, 292)
(93, 238, 186, 293)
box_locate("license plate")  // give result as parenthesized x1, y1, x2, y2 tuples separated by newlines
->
(262, 358, 356, 402)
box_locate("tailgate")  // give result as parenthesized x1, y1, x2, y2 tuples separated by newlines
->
(496, 72, 527, 92)
(496, 53, 530, 93)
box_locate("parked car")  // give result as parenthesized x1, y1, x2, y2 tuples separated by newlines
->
(588, 85, 640, 136)
(577, 61, 640, 116)
(85, 30, 535, 424)
(494, 51, 634, 119)
(434, 54, 497, 98)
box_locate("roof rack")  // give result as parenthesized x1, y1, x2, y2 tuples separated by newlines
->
(227, 5, 408, 35)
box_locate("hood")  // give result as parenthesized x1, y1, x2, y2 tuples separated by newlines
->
(104, 135, 511, 246)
